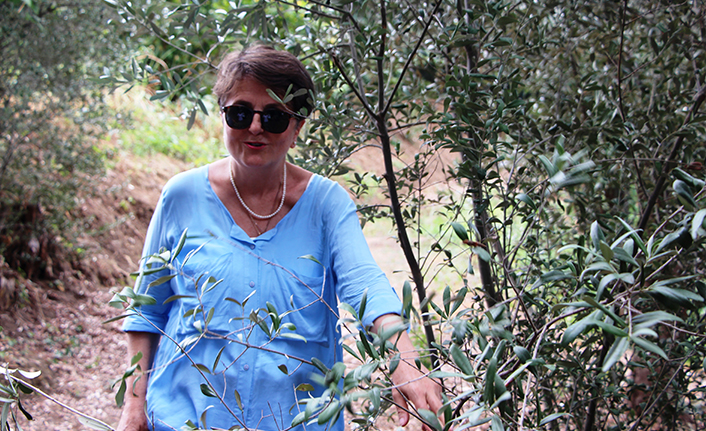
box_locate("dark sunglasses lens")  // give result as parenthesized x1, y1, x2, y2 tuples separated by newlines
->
(261, 110, 291, 134)
(225, 106, 253, 129)
(224, 106, 292, 133)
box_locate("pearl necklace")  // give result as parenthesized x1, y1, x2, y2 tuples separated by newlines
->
(229, 159, 287, 220)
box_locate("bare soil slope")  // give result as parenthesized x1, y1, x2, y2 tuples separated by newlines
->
(1, 152, 187, 430)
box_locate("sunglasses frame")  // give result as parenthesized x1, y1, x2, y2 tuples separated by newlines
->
(221, 104, 303, 134)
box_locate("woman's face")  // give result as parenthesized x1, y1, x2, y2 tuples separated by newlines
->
(221, 77, 304, 171)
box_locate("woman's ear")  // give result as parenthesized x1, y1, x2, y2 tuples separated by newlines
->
(292, 119, 306, 147)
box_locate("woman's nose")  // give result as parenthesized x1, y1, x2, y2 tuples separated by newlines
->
(249, 112, 264, 134)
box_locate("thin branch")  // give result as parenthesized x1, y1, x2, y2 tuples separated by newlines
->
(377, 0, 387, 115)
(627, 350, 698, 431)
(638, 85, 706, 233)
(616, 0, 628, 123)
(6, 374, 116, 431)
(329, 52, 377, 121)
(275, 0, 342, 21)
(381, 0, 443, 116)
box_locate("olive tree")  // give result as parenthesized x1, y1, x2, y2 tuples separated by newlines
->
(100, 0, 706, 430)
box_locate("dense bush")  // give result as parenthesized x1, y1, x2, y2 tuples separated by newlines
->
(0, 0, 127, 280)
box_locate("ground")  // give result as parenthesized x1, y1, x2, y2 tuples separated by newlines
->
(0, 146, 435, 431)
(1, 152, 187, 430)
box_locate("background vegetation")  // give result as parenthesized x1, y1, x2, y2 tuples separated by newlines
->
(3, 0, 706, 430)
(0, 0, 128, 282)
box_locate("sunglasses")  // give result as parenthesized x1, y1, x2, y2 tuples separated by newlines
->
(221, 105, 299, 134)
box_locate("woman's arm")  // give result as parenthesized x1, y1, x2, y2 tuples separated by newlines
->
(116, 331, 160, 431)
(372, 314, 443, 430)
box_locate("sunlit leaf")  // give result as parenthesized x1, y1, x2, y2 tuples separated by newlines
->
(419, 409, 442, 431)
(539, 413, 571, 426)
(602, 337, 629, 372)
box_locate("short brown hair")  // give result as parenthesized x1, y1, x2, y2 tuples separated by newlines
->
(213, 45, 315, 117)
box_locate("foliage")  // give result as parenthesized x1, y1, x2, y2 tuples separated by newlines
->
(0, 0, 127, 280)
(108, 88, 223, 165)
(103, 0, 706, 430)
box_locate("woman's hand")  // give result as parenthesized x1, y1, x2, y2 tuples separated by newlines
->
(372, 315, 444, 431)
(116, 406, 150, 431)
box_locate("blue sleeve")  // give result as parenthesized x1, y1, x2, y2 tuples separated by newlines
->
(323, 182, 402, 329)
(122, 182, 178, 333)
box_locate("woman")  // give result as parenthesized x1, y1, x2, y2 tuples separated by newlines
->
(117, 45, 441, 431)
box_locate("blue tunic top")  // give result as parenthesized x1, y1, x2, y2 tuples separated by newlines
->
(122, 165, 402, 431)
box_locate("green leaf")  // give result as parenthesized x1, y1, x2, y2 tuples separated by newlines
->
(616, 217, 647, 256)
(450, 344, 473, 375)
(132, 294, 157, 306)
(692, 209, 706, 240)
(359, 289, 368, 320)
(172, 228, 188, 261)
(279, 333, 308, 343)
(390, 353, 400, 374)
(538, 154, 556, 177)
(311, 358, 328, 374)
(490, 414, 504, 431)
(593, 321, 628, 338)
(540, 270, 571, 283)
(672, 167, 705, 188)
(451, 222, 469, 241)
(17, 370, 41, 380)
(291, 410, 307, 427)
(402, 281, 413, 316)
(418, 409, 442, 431)
(296, 383, 315, 392)
(148, 274, 176, 289)
(562, 317, 594, 346)
(472, 246, 491, 262)
(212, 346, 226, 372)
(443, 286, 451, 315)
(590, 221, 605, 250)
(484, 358, 497, 404)
(339, 302, 358, 319)
(673, 179, 697, 209)
(633, 311, 683, 327)
(163, 294, 195, 304)
(342, 344, 362, 362)
(490, 391, 511, 410)
(515, 193, 536, 210)
(582, 297, 625, 327)
(278, 364, 289, 374)
(649, 284, 703, 303)
(612, 247, 638, 266)
(539, 413, 571, 426)
(513, 346, 531, 363)
(114, 379, 126, 407)
(450, 287, 468, 315)
(298, 254, 322, 265)
(192, 363, 211, 374)
(78, 416, 113, 431)
(317, 399, 341, 425)
(630, 336, 668, 359)
(599, 241, 614, 261)
(200, 383, 217, 398)
(602, 336, 629, 372)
